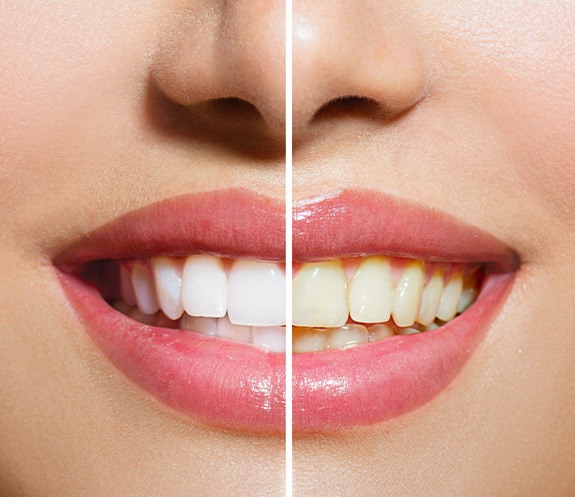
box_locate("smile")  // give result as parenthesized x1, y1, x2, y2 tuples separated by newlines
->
(55, 189, 518, 433)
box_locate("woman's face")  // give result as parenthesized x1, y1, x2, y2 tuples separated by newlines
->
(0, 1, 574, 497)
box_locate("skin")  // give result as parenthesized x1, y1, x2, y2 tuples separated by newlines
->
(1, 1, 575, 497)
(292, 1, 575, 496)
(0, 2, 284, 496)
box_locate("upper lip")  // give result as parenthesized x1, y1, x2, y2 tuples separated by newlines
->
(55, 188, 518, 433)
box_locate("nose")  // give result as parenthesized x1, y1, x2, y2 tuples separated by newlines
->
(292, 2, 427, 138)
(150, 1, 286, 139)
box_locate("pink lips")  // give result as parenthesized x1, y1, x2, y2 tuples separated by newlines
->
(56, 188, 517, 433)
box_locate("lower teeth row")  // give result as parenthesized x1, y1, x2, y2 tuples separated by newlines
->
(113, 300, 446, 354)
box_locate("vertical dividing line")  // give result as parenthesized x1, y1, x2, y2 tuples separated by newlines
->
(285, 0, 293, 494)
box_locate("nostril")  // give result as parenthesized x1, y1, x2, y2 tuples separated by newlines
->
(313, 96, 384, 122)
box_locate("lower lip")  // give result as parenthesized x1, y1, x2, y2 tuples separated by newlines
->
(292, 272, 514, 432)
(59, 272, 286, 433)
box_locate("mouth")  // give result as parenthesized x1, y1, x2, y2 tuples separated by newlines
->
(54, 189, 518, 434)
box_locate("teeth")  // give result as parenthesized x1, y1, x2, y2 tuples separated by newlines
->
(368, 323, 396, 342)
(131, 261, 160, 315)
(436, 272, 463, 321)
(349, 257, 393, 323)
(119, 264, 137, 306)
(216, 315, 252, 344)
(292, 328, 328, 353)
(392, 261, 424, 327)
(326, 324, 369, 350)
(417, 271, 444, 326)
(227, 260, 286, 326)
(182, 255, 227, 318)
(251, 327, 286, 352)
(457, 271, 479, 313)
(293, 261, 348, 327)
(180, 314, 217, 336)
(152, 257, 184, 320)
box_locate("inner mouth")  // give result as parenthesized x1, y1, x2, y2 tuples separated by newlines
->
(74, 253, 484, 354)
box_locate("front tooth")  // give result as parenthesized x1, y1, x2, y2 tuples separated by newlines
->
(349, 256, 393, 323)
(392, 261, 424, 327)
(152, 257, 184, 320)
(292, 328, 327, 353)
(251, 327, 286, 352)
(417, 271, 444, 326)
(131, 261, 160, 315)
(180, 314, 217, 336)
(216, 315, 252, 343)
(293, 262, 348, 327)
(326, 324, 368, 350)
(182, 255, 227, 318)
(227, 260, 286, 326)
(436, 272, 463, 321)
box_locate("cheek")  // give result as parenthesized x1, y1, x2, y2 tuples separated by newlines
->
(433, 0, 575, 224)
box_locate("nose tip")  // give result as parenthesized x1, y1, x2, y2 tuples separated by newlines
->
(292, 5, 427, 137)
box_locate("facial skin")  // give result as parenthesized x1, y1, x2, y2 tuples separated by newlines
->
(292, 1, 575, 496)
(0, 2, 284, 496)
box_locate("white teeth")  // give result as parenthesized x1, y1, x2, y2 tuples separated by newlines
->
(293, 261, 348, 327)
(436, 272, 463, 321)
(417, 271, 444, 326)
(292, 328, 328, 354)
(251, 327, 286, 352)
(227, 260, 286, 326)
(216, 315, 252, 344)
(392, 261, 424, 327)
(180, 314, 217, 336)
(152, 257, 184, 320)
(349, 257, 393, 323)
(326, 324, 369, 350)
(131, 261, 160, 315)
(182, 255, 227, 318)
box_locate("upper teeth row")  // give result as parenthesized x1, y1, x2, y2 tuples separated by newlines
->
(120, 255, 478, 329)
(122, 256, 286, 326)
(293, 258, 478, 328)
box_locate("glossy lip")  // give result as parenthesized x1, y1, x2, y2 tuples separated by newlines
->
(57, 188, 286, 433)
(56, 187, 517, 433)
(291, 190, 518, 432)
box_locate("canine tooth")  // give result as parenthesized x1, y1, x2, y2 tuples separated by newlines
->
(216, 315, 252, 343)
(417, 271, 444, 326)
(180, 314, 217, 336)
(436, 272, 463, 321)
(292, 328, 327, 353)
(349, 256, 393, 323)
(228, 260, 286, 326)
(368, 323, 396, 342)
(457, 271, 479, 313)
(327, 324, 368, 350)
(119, 265, 137, 306)
(131, 261, 160, 315)
(182, 255, 227, 318)
(293, 262, 348, 327)
(152, 257, 184, 320)
(392, 261, 424, 327)
(251, 327, 286, 352)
